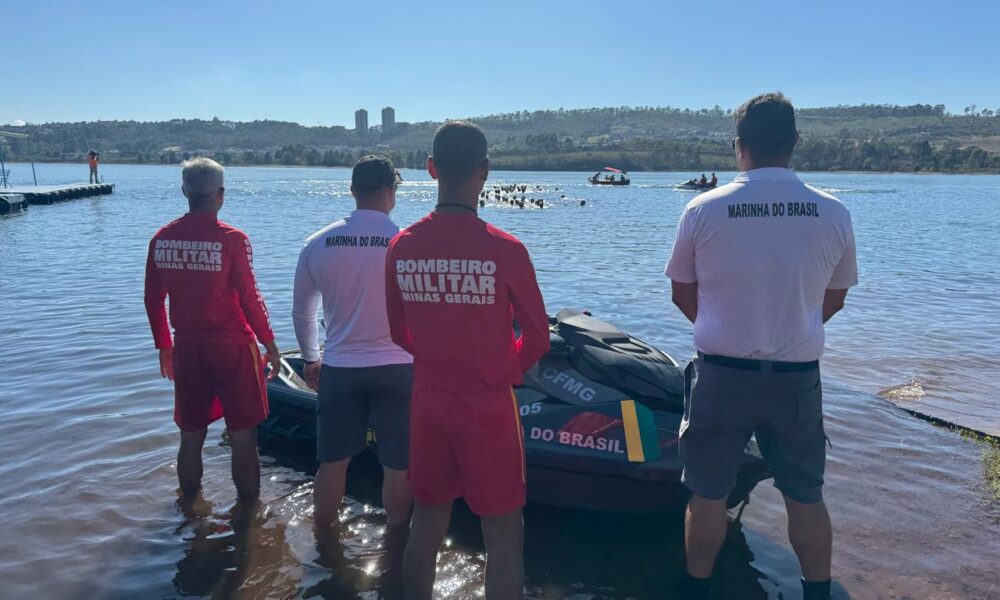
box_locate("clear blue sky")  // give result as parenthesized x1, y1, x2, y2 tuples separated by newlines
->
(4, 0, 998, 127)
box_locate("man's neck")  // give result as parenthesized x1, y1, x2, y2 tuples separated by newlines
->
(435, 188, 478, 214)
(742, 159, 792, 171)
(188, 207, 218, 217)
(355, 202, 390, 215)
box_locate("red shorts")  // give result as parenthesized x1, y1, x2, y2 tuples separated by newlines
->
(172, 340, 268, 432)
(408, 385, 526, 516)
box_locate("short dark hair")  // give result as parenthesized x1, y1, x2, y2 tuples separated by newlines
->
(432, 121, 488, 182)
(351, 154, 399, 195)
(733, 92, 797, 161)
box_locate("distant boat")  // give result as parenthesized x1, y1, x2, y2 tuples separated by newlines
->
(674, 180, 717, 191)
(589, 167, 630, 186)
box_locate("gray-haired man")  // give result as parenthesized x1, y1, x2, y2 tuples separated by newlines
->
(144, 157, 281, 501)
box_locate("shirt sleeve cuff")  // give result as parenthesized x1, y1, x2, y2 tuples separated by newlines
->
(827, 276, 858, 289)
(665, 263, 697, 283)
(665, 269, 697, 283)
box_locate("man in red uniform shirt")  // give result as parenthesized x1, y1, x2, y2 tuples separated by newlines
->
(144, 157, 280, 500)
(386, 122, 549, 599)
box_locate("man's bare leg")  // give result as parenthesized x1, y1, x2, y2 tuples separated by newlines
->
(178, 428, 207, 495)
(481, 508, 524, 600)
(684, 494, 728, 578)
(314, 458, 351, 528)
(228, 427, 260, 500)
(784, 495, 832, 582)
(382, 467, 412, 527)
(403, 500, 452, 600)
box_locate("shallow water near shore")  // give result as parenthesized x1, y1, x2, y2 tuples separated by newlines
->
(1, 164, 998, 599)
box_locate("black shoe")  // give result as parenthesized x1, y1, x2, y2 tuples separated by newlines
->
(802, 578, 831, 600)
(679, 574, 712, 600)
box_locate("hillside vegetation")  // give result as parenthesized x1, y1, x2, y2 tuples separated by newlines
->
(3, 104, 1000, 173)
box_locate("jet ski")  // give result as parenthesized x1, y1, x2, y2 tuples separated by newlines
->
(259, 309, 770, 512)
(674, 181, 717, 191)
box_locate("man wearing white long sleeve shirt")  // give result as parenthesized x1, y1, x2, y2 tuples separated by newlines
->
(292, 155, 414, 531)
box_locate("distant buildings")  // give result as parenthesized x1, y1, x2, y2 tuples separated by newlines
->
(381, 107, 395, 134)
(354, 107, 400, 136)
(355, 109, 368, 136)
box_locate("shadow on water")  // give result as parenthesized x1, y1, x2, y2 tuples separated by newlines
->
(169, 496, 300, 598)
(302, 516, 407, 599)
(254, 440, 852, 599)
(522, 506, 849, 599)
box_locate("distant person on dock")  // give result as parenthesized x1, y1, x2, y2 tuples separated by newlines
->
(386, 121, 549, 600)
(144, 157, 281, 501)
(88, 150, 99, 184)
(291, 155, 414, 536)
(665, 92, 857, 600)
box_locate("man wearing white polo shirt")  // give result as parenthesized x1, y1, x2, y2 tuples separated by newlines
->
(293, 155, 414, 534)
(666, 93, 857, 600)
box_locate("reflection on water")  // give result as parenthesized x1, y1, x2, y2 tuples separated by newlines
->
(1, 164, 999, 599)
(161, 457, 785, 600)
(172, 497, 297, 598)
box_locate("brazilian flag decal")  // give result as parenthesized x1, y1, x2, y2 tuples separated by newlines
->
(620, 399, 661, 463)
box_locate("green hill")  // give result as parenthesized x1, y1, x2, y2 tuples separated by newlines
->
(3, 104, 999, 173)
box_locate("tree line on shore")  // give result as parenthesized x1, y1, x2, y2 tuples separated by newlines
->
(3, 104, 999, 173)
(15, 138, 995, 174)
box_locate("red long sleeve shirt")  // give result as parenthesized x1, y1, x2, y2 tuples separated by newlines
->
(144, 212, 274, 349)
(385, 212, 550, 391)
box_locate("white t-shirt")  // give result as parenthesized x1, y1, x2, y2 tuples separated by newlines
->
(292, 209, 413, 367)
(665, 168, 858, 361)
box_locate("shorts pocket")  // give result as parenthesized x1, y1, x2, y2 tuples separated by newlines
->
(679, 360, 697, 438)
(794, 372, 823, 427)
(683, 361, 696, 418)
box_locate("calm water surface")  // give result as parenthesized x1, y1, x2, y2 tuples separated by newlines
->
(1, 164, 998, 599)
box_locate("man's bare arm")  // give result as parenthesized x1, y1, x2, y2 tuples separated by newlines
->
(671, 280, 698, 324)
(823, 288, 849, 323)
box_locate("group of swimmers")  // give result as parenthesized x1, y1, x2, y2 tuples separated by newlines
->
(479, 183, 563, 209)
(144, 92, 856, 600)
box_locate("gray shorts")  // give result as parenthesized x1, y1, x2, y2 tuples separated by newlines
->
(316, 363, 413, 470)
(679, 354, 826, 504)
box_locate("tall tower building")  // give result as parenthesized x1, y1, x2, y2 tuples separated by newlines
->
(381, 106, 395, 134)
(355, 109, 368, 135)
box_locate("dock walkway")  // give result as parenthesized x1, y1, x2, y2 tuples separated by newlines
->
(2, 183, 115, 205)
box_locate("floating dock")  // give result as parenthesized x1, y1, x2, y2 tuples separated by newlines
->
(1, 183, 114, 205)
(0, 193, 27, 214)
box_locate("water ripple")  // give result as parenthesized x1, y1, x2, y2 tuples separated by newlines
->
(0, 164, 998, 598)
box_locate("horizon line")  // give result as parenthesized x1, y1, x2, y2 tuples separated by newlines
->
(5, 101, 987, 129)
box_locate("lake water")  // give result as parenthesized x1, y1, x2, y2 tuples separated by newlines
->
(1, 163, 998, 599)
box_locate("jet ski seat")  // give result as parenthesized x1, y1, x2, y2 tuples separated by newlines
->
(554, 309, 685, 411)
